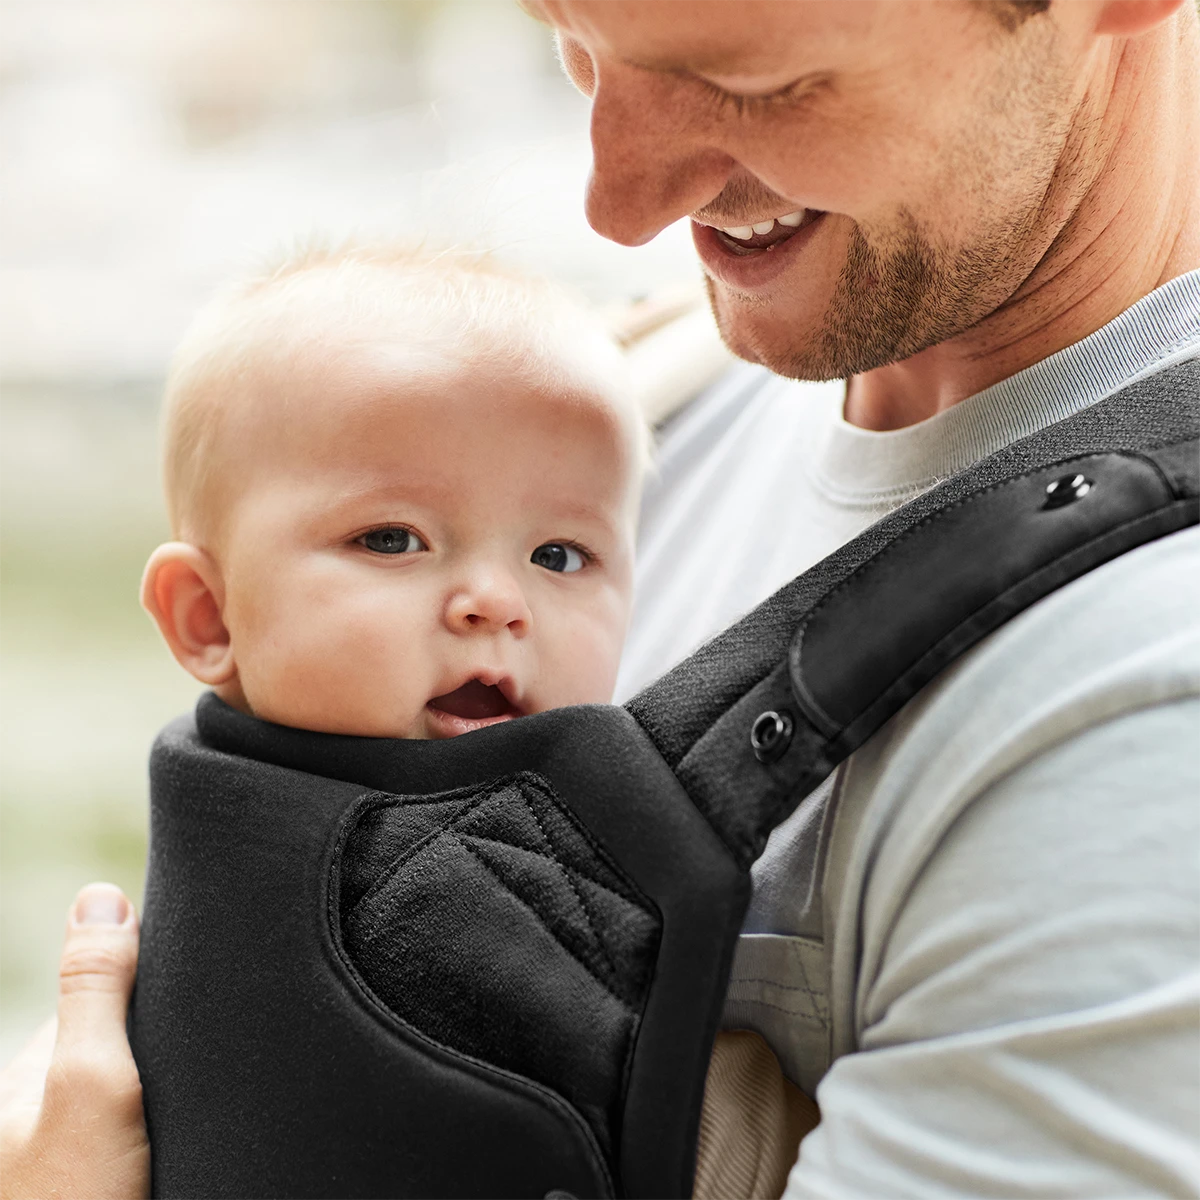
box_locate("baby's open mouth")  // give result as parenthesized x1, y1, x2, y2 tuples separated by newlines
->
(427, 678, 519, 723)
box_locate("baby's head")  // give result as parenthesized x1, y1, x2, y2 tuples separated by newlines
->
(142, 243, 644, 738)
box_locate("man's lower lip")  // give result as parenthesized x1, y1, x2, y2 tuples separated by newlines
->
(691, 214, 827, 291)
(424, 705, 519, 738)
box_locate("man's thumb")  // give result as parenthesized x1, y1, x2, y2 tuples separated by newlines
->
(55, 883, 139, 1052)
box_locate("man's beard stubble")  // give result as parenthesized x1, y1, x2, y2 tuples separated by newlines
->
(703, 16, 1075, 386)
(705, 212, 1005, 384)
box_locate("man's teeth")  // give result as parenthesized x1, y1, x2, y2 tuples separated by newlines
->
(717, 210, 805, 239)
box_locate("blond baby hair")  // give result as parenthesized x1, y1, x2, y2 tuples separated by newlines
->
(161, 240, 641, 542)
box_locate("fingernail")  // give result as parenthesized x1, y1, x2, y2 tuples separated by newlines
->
(73, 884, 130, 926)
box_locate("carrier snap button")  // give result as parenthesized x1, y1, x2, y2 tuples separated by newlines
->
(750, 710, 794, 764)
(1042, 473, 1093, 509)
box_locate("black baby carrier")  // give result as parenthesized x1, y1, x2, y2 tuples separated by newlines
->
(129, 360, 1199, 1198)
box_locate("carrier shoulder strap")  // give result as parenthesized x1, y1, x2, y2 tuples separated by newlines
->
(627, 356, 1199, 870)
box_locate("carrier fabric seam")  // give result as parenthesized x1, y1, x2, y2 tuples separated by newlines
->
(517, 787, 624, 987)
(348, 806, 648, 1012)
(344, 788, 502, 920)
(445, 830, 640, 1011)
(346, 778, 658, 950)
(451, 830, 644, 907)
(322, 798, 617, 1196)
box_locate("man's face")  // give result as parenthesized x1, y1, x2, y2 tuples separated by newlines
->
(533, 0, 1093, 381)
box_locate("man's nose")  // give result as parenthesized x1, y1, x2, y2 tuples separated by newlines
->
(584, 61, 735, 247)
(443, 567, 532, 637)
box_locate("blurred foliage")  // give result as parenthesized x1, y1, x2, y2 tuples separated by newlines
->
(1, 381, 202, 1057)
(3, 538, 156, 645)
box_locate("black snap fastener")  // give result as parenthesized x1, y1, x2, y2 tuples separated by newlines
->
(1042, 473, 1093, 509)
(750, 709, 794, 764)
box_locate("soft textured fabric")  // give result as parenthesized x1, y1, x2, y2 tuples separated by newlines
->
(695, 1032, 821, 1200)
(136, 694, 755, 1199)
(618, 270, 1200, 1198)
(809, 532, 1200, 1198)
(340, 773, 661, 1161)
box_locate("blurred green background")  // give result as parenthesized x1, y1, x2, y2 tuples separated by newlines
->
(0, 0, 697, 1059)
(1, 379, 200, 1055)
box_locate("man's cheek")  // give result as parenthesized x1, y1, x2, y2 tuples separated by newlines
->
(747, 146, 896, 223)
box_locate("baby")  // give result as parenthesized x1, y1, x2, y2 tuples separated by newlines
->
(136, 242, 811, 1198)
(141, 243, 644, 735)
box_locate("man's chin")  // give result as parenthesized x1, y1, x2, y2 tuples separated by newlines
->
(703, 277, 843, 383)
(702, 216, 976, 384)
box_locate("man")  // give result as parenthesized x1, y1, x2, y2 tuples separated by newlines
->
(3, 2, 1196, 1196)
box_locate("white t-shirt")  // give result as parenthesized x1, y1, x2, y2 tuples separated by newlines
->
(618, 271, 1200, 1197)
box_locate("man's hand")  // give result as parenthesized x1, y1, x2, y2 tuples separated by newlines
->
(0, 883, 150, 1200)
(694, 1030, 820, 1199)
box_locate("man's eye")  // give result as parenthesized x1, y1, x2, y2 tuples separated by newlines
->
(358, 527, 428, 555)
(531, 542, 585, 573)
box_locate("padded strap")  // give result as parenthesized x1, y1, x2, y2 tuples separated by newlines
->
(629, 360, 1200, 868)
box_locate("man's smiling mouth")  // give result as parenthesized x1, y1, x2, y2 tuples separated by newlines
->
(697, 208, 823, 255)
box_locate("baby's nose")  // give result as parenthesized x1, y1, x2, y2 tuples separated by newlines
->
(444, 571, 531, 636)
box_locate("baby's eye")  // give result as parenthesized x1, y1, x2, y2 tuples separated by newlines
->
(358, 527, 428, 555)
(531, 542, 585, 573)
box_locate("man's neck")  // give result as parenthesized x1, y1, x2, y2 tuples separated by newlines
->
(844, 11, 1200, 433)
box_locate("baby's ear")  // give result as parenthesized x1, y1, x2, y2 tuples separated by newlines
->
(141, 543, 237, 685)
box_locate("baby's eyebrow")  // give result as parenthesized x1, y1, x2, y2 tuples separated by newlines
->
(548, 498, 621, 531)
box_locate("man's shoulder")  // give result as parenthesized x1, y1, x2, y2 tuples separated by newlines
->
(846, 521, 1198, 824)
(825, 520, 1198, 1004)
(814, 531, 1200, 1134)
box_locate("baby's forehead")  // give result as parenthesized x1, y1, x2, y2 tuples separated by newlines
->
(265, 331, 633, 464)
(240, 269, 633, 431)
(166, 255, 642, 542)
(226, 332, 638, 541)
(257, 264, 618, 378)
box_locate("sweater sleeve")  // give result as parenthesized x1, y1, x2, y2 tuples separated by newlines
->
(784, 698, 1200, 1198)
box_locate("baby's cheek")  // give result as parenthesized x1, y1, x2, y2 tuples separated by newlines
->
(220, 549, 436, 736)
(540, 607, 628, 708)
(235, 612, 420, 737)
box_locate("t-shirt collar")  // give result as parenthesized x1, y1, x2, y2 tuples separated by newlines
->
(813, 268, 1200, 507)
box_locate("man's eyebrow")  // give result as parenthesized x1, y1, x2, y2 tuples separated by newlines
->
(623, 48, 764, 76)
(628, 35, 832, 81)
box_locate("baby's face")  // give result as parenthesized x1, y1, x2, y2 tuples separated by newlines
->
(208, 334, 638, 739)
